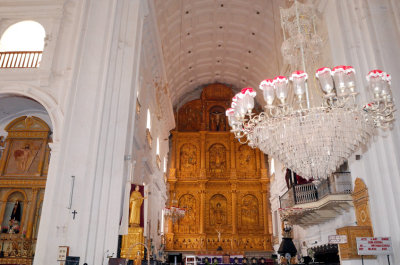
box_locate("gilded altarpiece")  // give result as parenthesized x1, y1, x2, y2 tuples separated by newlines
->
(166, 84, 272, 253)
(0, 116, 51, 265)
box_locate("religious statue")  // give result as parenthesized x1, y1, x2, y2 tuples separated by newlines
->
(210, 108, 226, 131)
(215, 225, 223, 242)
(129, 186, 146, 226)
(209, 144, 226, 174)
(134, 251, 141, 265)
(9, 201, 21, 233)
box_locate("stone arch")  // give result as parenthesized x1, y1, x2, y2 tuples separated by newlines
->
(0, 88, 62, 142)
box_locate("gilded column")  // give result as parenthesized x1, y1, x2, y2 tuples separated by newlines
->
(200, 132, 206, 179)
(171, 132, 177, 168)
(169, 132, 178, 181)
(199, 182, 206, 234)
(230, 134, 236, 179)
(261, 181, 272, 250)
(165, 184, 175, 250)
(231, 183, 237, 234)
(230, 134, 236, 168)
(26, 188, 39, 239)
(0, 200, 5, 225)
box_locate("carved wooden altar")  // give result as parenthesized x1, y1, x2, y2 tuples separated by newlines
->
(0, 116, 51, 265)
(166, 84, 273, 252)
(336, 178, 375, 260)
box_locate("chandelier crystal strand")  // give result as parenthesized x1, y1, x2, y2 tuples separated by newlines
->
(226, 0, 395, 180)
(164, 195, 185, 223)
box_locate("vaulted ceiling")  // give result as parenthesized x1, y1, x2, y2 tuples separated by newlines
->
(153, 0, 285, 107)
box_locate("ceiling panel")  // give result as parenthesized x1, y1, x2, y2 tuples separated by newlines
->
(153, 0, 285, 107)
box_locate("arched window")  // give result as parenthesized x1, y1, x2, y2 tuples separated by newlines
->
(0, 21, 45, 68)
(146, 109, 151, 130)
(163, 157, 167, 173)
(156, 137, 160, 155)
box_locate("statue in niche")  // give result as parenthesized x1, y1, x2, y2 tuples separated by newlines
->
(209, 106, 226, 131)
(210, 195, 227, 226)
(209, 144, 226, 174)
(178, 194, 196, 234)
(180, 144, 197, 171)
(238, 145, 255, 169)
(214, 203, 225, 225)
(241, 195, 259, 226)
(129, 186, 146, 227)
(8, 201, 22, 233)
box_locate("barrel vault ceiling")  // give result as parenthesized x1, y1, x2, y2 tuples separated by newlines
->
(152, 0, 285, 107)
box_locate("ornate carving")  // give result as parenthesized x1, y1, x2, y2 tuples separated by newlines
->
(176, 194, 197, 234)
(0, 116, 51, 263)
(121, 227, 144, 260)
(166, 84, 272, 252)
(180, 144, 197, 171)
(201, 83, 234, 101)
(209, 106, 227, 131)
(237, 145, 256, 170)
(178, 100, 202, 131)
(209, 144, 226, 177)
(336, 226, 374, 260)
(146, 128, 152, 148)
(241, 194, 259, 226)
(336, 178, 375, 261)
(209, 194, 227, 226)
(352, 178, 372, 227)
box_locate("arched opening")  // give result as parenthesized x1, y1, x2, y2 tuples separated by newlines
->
(0, 95, 52, 263)
(1, 191, 26, 233)
(0, 21, 46, 68)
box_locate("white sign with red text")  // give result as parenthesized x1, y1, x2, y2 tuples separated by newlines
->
(356, 237, 392, 255)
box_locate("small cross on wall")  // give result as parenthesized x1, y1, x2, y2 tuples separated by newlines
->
(72, 210, 78, 220)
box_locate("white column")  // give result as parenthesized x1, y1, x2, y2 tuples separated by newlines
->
(33, 0, 146, 264)
(321, 1, 400, 264)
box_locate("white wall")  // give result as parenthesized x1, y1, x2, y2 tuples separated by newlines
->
(320, 1, 400, 264)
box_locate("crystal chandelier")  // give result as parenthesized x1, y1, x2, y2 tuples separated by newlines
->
(225, 1, 395, 180)
(164, 196, 185, 223)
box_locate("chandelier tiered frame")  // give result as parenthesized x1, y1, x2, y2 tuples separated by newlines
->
(164, 204, 185, 223)
(226, 67, 395, 180)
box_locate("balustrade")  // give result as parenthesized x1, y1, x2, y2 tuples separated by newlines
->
(0, 51, 42, 68)
(280, 173, 352, 208)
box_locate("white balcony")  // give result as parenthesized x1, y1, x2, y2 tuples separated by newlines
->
(279, 172, 353, 227)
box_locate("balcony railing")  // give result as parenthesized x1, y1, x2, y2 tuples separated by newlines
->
(280, 172, 352, 209)
(0, 51, 42, 68)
